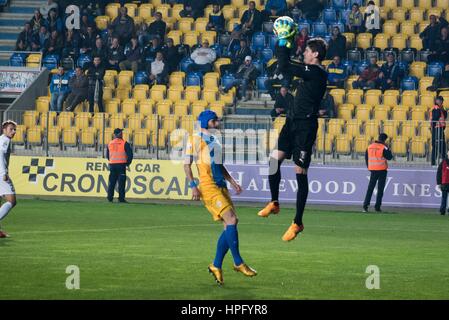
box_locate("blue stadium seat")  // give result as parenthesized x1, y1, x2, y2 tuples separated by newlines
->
(349, 0, 363, 6)
(186, 73, 202, 86)
(297, 22, 310, 32)
(401, 76, 419, 91)
(43, 54, 59, 69)
(312, 22, 328, 37)
(9, 53, 26, 67)
(268, 34, 277, 51)
(144, 56, 155, 65)
(180, 57, 194, 73)
(261, 48, 273, 63)
(256, 76, 269, 93)
(134, 71, 149, 84)
(355, 60, 369, 75)
(66, 69, 76, 79)
(342, 59, 354, 74)
(339, 9, 351, 25)
(322, 8, 337, 24)
(332, 0, 347, 10)
(211, 44, 223, 58)
(252, 60, 265, 75)
(251, 32, 266, 51)
(330, 21, 345, 33)
(397, 61, 409, 77)
(427, 62, 444, 77)
(77, 54, 92, 68)
(221, 74, 236, 88)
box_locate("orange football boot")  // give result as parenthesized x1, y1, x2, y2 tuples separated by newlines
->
(257, 201, 280, 217)
(282, 223, 304, 241)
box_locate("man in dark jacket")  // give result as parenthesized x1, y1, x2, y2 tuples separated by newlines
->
(119, 37, 142, 73)
(240, 1, 263, 38)
(221, 55, 259, 101)
(431, 96, 447, 165)
(220, 38, 252, 75)
(111, 6, 135, 46)
(65, 66, 89, 111)
(191, 0, 208, 19)
(207, 3, 225, 33)
(271, 86, 293, 120)
(148, 12, 166, 41)
(420, 15, 449, 52)
(379, 53, 401, 90)
(326, 26, 346, 60)
(436, 150, 449, 215)
(86, 56, 105, 113)
(107, 37, 125, 71)
(428, 27, 449, 64)
(17, 22, 33, 51)
(162, 38, 181, 74)
(352, 56, 380, 89)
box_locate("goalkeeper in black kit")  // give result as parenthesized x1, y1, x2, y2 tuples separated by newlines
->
(257, 17, 328, 242)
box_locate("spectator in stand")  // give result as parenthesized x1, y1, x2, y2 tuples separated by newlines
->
(162, 38, 181, 74)
(45, 30, 63, 56)
(326, 26, 346, 60)
(40, 0, 58, 19)
(136, 23, 150, 48)
(65, 66, 89, 112)
(92, 37, 107, 62)
(327, 55, 347, 89)
(15, 39, 28, 52)
(148, 51, 169, 85)
(207, 3, 225, 33)
(144, 37, 162, 60)
(102, 26, 115, 48)
(270, 86, 293, 120)
(86, 56, 105, 113)
(179, 3, 195, 18)
(379, 53, 401, 91)
(352, 56, 380, 90)
(319, 90, 336, 118)
(220, 38, 251, 75)
(148, 12, 166, 41)
(240, 1, 263, 38)
(107, 37, 125, 71)
(364, 1, 380, 37)
(80, 25, 97, 55)
(79, 14, 91, 36)
(49, 67, 70, 112)
(31, 25, 49, 52)
(187, 40, 217, 74)
(191, 0, 209, 19)
(347, 3, 363, 34)
(436, 150, 449, 215)
(295, 0, 324, 21)
(112, 7, 135, 46)
(420, 15, 449, 52)
(431, 96, 447, 166)
(30, 10, 44, 34)
(428, 63, 449, 91)
(119, 37, 142, 73)
(62, 29, 81, 59)
(428, 27, 449, 64)
(265, 0, 287, 17)
(45, 9, 63, 34)
(17, 22, 33, 51)
(220, 56, 259, 102)
(295, 27, 309, 59)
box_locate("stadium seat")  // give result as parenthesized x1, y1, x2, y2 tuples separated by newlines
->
(342, 33, 355, 49)
(373, 33, 390, 50)
(391, 106, 409, 121)
(411, 106, 427, 121)
(183, 31, 199, 47)
(203, 89, 218, 103)
(373, 105, 390, 121)
(105, 99, 120, 114)
(9, 52, 26, 66)
(144, 115, 159, 132)
(338, 104, 355, 120)
(57, 112, 74, 129)
(186, 73, 202, 86)
(312, 22, 328, 37)
(409, 35, 423, 51)
(167, 87, 183, 103)
(121, 99, 137, 116)
(401, 77, 419, 91)
(364, 120, 380, 138)
(92, 113, 108, 131)
(355, 104, 372, 121)
(194, 17, 208, 32)
(62, 128, 78, 147)
(391, 34, 407, 51)
(209, 102, 225, 117)
(47, 127, 60, 147)
(427, 63, 443, 77)
(39, 112, 57, 130)
(322, 8, 337, 24)
(382, 120, 399, 138)
(27, 127, 42, 145)
(12, 125, 25, 144)
(401, 121, 417, 139)
(427, 8, 442, 18)
(334, 134, 351, 156)
(347, 89, 364, 105)
(43, 54, 59, 69)
(36, 97, 50, 113)
(132, 85, 149, 102)
(345, 120, 361, 138)
(402, 90, 419, 107)
(74, 113, 91, 130)
(410, 138, 427, 158)
(184, 86, 201, 103)
(105, 3, 120, 19)
(127, 114, 144, 131)
(392, 7, 406, 23)
(80, 127, 96, 147)
(436, 0, 449, 8)
(156, 100, 173, 116)
(251, 32, 266, 51)
(401, 21, 416, 37)
(214, 58, 231, 74)
(108, 114, 126, 129)
(383, 20, 398, 36)
(95, 16, 110, 30)
(409, 8, 424, 23)
(356, 33, 372, 49)
(204, 72, 220, 89)
(383, 90, 400, 107)
(201, 31, 216, 45)
(365, 90, 382, 107)
(327, 119, 344, 136)
(134, 71, 149, 85)
(26, 54, 41, 67)
(315, 135, 333, 154)
(118, 71, 134, 88)
(419, 77, 434, 93)
(227, 18, 241, 32)
(419, 122, 432, 140)
(391, 137, 408, 156)
(191, 103, 206, 119)
(353, 136, 370, 154)
(138, 3, 154, 19)
(77, 54, 92, 69)
(173, 101, 190, 117)
(256, 76, 269, 93)
(98, 128, 114, 145)
(329, 89, 345, 106)
(261, 48, 274, 63)
(162, 115, 177, 132)
(137, 100, 154, 116)
(150, 85, 166, 101)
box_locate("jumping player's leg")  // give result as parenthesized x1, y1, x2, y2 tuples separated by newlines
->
(268, 149, 286, 202)
(212, 222, 229, 269)
(0, 194, 17, 238)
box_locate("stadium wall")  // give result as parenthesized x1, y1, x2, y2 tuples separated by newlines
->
(10, 156, 441, 209)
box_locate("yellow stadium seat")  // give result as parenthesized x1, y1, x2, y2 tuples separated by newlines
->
(62, 128, 77, 146)
(347, 89, 364, 105)
(411, 106, 427, 121)
(204, 5, 213, 18)
(402, 0, 415, 9)
(36, 96, 50, 112)
(80, 127, 96, 146)
(108, 113, 126, 129)
(74, 113, 91, 130)
(185, 86, 201, 103)
(124, 3, 137, 17)
(383, 20, 398, 36)
(219, 89, 235, 104)
(191, 102, 206, 118)
(39, 111, 57, 130)
(335, 135, 351, 155)
(203, 89, 218, 103)
(418, 0, 432, 9)
(173, 101, 190, 117)
(179, 115, 195, 134)
(117, 71, 133, 88)
(172, 4, 184, 19)
(153, 129, 168, 148)
(122, 128, 132, 143)
(155, 4, 170, 19)
(355, 104, 372, 121)
(383, 90, 400, 107)
(353, 136, 370, 154)
(201, 31, 216, 45)
(105, 3, 120, 19)
(373, 33, 390, 50)
(57, 112, 74, 129)
(98, 128, 114, 145)
(209, 102, 225, 117)
(401, 121, 417, 139)
(104, 99, 119, 114)
(167, 86, 183, 103)
(103, 87, 114, 102)
(391, 34, 407, 50)
(144, 115, 159, 132)
(364, 120, 380, 138)
(315, 135, 333, 154)
(391, 106, 409, 121)
(132, 85, 149, 101)
(329, 89, 346, 105)
(391, 137, 408, 156)
(419, 122, 431, 140)
(356, 33, 372, 49)
(373, 105, 390, 121)
(345, 119, 361, 138)
(420, 92, 436, 107)
(133, 129, 149, 149)
(400, 22, 416, 37)
(392, 7, 406, 23)
(365, 90, 382, 107)
(169, 72, 185, 87)
(162, 115, 177, 132)
(92, 113, 108, 131)
(116, 87, 131, 100)
(409, 35, 423, 51)
(410, 137, 427, 157)
(95, 16, 110, 30)
(409, 8, 424, 23)
(382, 0, 396, 10)
(26, 53, 41, 67)
(418, 22, 430, 34)
(27, 127, 42, 145)
(103, 70, 117, 88)
(204, 72, 220, 89)
(138, 4, 154, 19)
(47, 127, 60, 146)
(214, 58, 232, 73)
(382, 120, 399, 138)
(419, 77, 434, 93)
(183, 31, 199, 47)
(178, 17, 194, 32)
(439, 91, 449, 108)
(232, 0, 245, 7)
(127, 114, 144, 130)
(194, 17, 209, 32)
(328, 119, 345, 136)
(12, 125, 26, 144)
(139, 100, 154, 116)
(436, 0, 449, 8)
(156, 100, 173, 116)
(121, 99, 137, 116)
(402, 90, 418, 107)
(166, 30, 182, 46)
(338, 104, 354, 120)
(149, 85, 166, 101)
(222, 5, 236, 20)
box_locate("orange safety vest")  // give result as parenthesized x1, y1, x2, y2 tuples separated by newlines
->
(108, 138, 128, 164)
(367, 142, 388, 171)
(430, 105, 446, 128)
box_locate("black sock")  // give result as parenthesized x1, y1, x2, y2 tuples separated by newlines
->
(295, 173, 309, 226)
(268, 157, 282, 202)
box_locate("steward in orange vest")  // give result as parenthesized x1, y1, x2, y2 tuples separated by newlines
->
(431, 96, 447, 165)
(363, 133, 393, 213)
(106, 128, 133, 203)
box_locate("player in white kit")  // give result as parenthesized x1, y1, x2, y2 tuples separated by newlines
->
(0, 120, 17, 238)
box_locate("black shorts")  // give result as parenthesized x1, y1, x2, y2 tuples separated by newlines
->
(277, 118, 318, 169)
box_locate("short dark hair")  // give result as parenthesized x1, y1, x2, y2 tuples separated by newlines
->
(368, 0, 375, 5)
(436, 96, 444, 102)
(307, 38, 327, 62)
(378, 133, 388, 142)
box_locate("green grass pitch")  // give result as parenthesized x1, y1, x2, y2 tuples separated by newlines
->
(0, 199, 448, 300)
